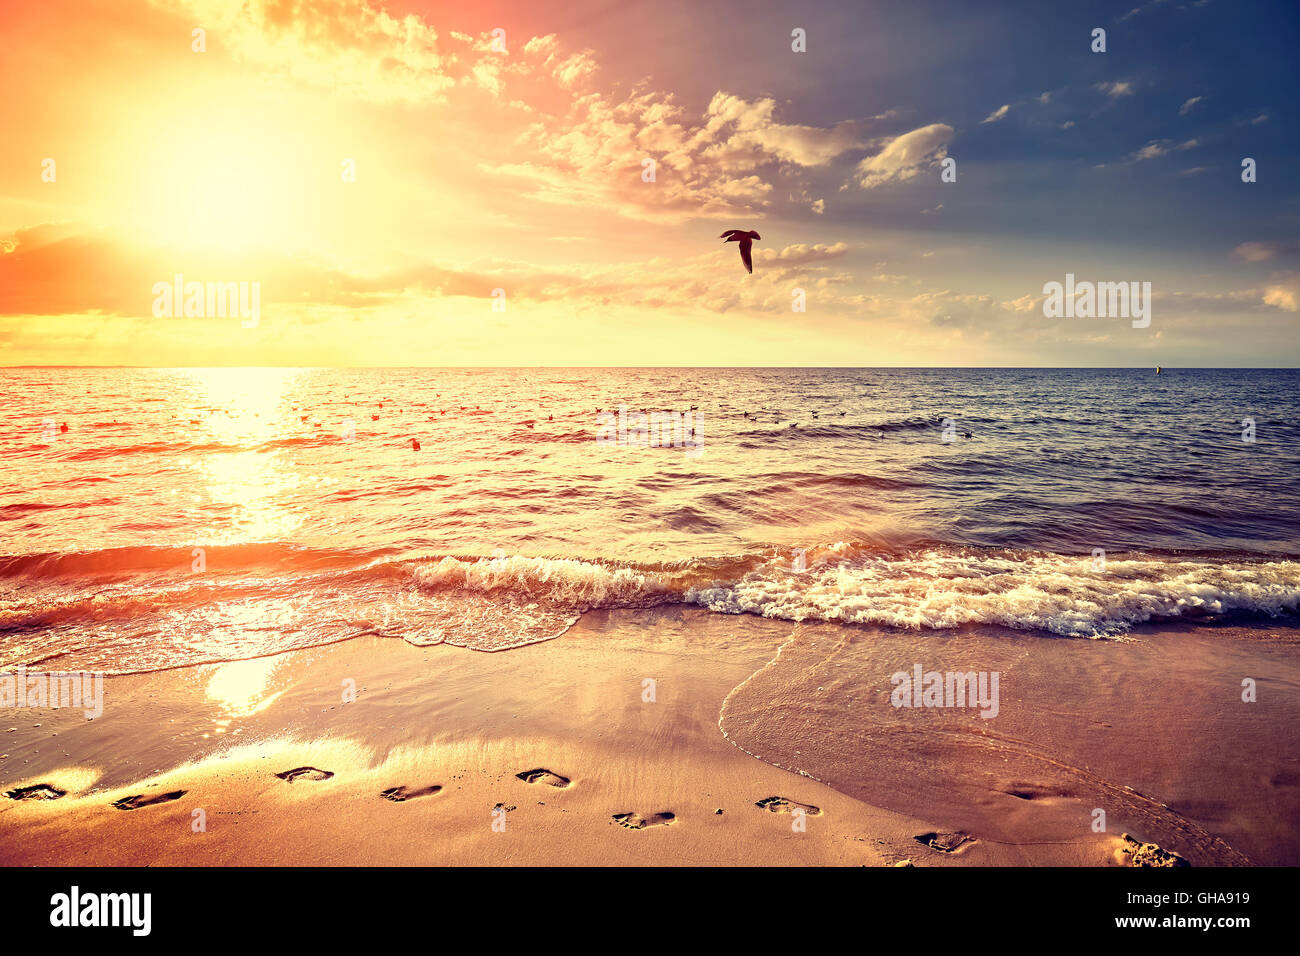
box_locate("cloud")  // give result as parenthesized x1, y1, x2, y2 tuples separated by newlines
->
(1094, 81, 1134, 99)
(1130, 138, 1198, 162)
(1118, 0, 1176, 22)
(522, 33, 598, 89)
(1148, 281, 1300, 315)
(980, 104, 1010, 124)
(1263, 283, 1298, 311)
(1133, 141, 1167, 161)
(894, 289, 1051, 333)
(161, 0, 460, 105)
(757, 242, 849, 266)
(483, 89, 873, 222)
(150, 1, 917, 226)
(849, 124, 954, 190)
(1233, 240, 1300, 263)
(1179, 96, 1204, 115)
(0, 224, 862, 319)
(693, 93, 868, 167)
(810, 199, 825, 215)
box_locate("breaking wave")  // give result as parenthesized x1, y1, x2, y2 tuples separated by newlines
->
(5, 543, 1297, 673)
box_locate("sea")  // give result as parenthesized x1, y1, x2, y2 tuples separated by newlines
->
(2, 366, 1299, 674)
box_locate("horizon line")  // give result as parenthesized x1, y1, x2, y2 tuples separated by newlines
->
(3, 364, 1299, 371)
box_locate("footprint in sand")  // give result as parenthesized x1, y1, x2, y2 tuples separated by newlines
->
(993, 780, 1071, 801)
(5, 783, 66, 801)
(755, 796, 822, 816)
(381, 784, 442, 802)
(515, 768, 571, 788)
(914, 830, 974, 853)
(113, 790, 187, 811)
(275, 767, 334, 783)
(612, 812, 676, 830)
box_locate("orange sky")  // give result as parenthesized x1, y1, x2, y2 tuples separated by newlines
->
(1, 0, 1296, 366)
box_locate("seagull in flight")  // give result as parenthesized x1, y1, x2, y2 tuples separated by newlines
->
(720, 229, 761, 274)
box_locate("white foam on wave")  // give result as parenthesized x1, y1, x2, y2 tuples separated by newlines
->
(684, 549, 1300, 637)
(412, 554, 674, 608)
(6, 547, 1298, 672)
(409, 547, 1300, 639)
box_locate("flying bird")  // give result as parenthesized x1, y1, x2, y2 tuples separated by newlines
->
(720, 229, 761, 274)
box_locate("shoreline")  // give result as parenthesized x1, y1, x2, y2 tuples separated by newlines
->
(2, 610, 1297, 866)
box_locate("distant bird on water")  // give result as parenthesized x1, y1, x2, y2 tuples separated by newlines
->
(411, 438, 421, 451)
(720, 229, 761, 274)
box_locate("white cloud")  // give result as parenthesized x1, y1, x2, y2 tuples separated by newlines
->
(758, 242, 849, 266)
(1095, 81, 1134, 99)
(849, 124, 954, 190)
(980, 104, 1010, 124)
(1263, 283, 1298, 311)
(1133, 141, 1167, 161)
(1234, 240, 1300, 262)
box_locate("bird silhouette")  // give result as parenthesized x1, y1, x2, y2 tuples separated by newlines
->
(720, 229, 761, 274)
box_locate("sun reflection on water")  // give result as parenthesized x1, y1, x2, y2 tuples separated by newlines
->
(179, 367, 308, 543)
(205, 655, 287, 729)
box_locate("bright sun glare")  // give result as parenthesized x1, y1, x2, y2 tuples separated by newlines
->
(129, 109, 309, 253)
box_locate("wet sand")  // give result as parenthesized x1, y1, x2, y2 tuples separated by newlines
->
(1, 609, 1296, 866)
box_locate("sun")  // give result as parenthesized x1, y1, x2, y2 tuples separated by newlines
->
(124, 105, 316, 254)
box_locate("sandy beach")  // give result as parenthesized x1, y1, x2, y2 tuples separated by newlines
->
(3, 609, 1296, 867)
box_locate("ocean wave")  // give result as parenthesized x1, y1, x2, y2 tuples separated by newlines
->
(737, 416, 947, 440)
(2, 544, 1298, 672)
(412, 554, 677, 607)
(410, 546, 1300, 638)
(0, 542, 391, 579)
(684, 547, 1300, 637)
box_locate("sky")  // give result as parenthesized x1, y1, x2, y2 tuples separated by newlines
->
(0, 0, 1297, 366)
